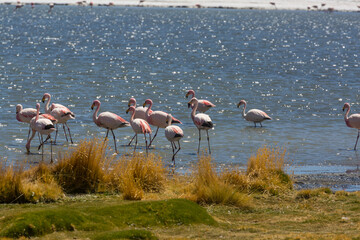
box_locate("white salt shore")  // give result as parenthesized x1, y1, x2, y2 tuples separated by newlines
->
(2, 0, 360, 12)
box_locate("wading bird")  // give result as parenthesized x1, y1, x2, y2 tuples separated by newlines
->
(237, 100, 272, 127)
(165, 114, 184, 166)
(343, 103, 360, 150)
(185, 89, 215, 113)
(143, 99, 181, 146)
(127, 97, 152, 145)
(188, 97, 213, 154)
(126, 106, 152, 154)
(42, 93, 75, 144)
(91, 100, 129, 153)
(16, 104, 57, 140)
(26, 103, 56, 162)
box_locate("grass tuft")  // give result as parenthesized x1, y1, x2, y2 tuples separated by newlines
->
(107, 153, 166, 200)
(0, 160, 23, 203)
(93, 230, 158, 240)
(52, 138, 111, 194)
(191, 155, 252, 209)
(223, 145, 293, 195)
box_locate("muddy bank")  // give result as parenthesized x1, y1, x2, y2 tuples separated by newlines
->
(294, 170, 360, 191)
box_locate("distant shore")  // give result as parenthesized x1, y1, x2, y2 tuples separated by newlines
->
(2, 0, 360, 12)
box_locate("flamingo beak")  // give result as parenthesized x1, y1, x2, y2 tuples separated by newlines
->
(128, 103, 131, 107)
(143, 103, 146, 108)
(342, 107, 345, 112)
(185, 93, 189, 98)
(41, 97, 45, 103)
(91, 104, 95, 110)
(237, 103, 240, 108)
(126, 108, 130, 114)
(187, 103, 191, 108)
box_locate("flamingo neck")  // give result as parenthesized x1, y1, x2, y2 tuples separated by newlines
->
(241, 102, 247, 118)
(344, 107, 352, 127)
(130, 109, 136, 122)
(93, 103, 100, 124)
(191, 100, 198, 120)
(44, 96, 51, 113)
(36, 105, 40, 121)
(145, 101, 152, 118)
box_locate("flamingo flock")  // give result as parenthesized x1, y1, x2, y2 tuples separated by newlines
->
(16, 90, 360, 166)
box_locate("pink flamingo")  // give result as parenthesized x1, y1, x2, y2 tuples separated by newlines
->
(127, 97, 153, 145)
(16, 104, 57, 140)
(26, 103, 56, 162)
(42, 93, 75, 144)
(343, 103, 360, 150)
(126, 106, 152, 154)
(165, 114, 184, 166)
(91, 100, 130, 153)
(237, 100, 272, 127)
(142, 99, 182, 147)
(185, 89, 215, 113)
(188, 97, 213, 154)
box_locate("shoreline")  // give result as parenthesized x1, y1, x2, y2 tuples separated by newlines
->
(2, 0, 360, 12)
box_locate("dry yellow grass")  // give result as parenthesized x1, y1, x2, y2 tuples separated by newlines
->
(107, 152, 166, 200)
(190, 155, 252, 209)
(52, 138, 112, 194)
(0, 160, 23, 203)
(222, 145, 293, 195)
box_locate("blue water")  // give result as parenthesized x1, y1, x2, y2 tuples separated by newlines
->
(1, 5, 360, 175)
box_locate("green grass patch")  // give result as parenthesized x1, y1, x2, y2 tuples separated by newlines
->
(0, 199, 216, 238)
(93, 230, 158, 240)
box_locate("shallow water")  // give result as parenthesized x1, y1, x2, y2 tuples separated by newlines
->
(1, 6, 360, 176)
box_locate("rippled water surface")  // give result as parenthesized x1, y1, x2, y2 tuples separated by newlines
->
(1, 5, 360, 175)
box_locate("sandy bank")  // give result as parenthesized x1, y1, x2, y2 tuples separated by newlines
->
(2, 0, 360, 12)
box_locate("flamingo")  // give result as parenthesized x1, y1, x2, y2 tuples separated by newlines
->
(237, 100, 272, 127)
(26, 103, 56, 162)
(16, 104, 57, 140)
(165, 114, 184, 166)
(126, 106, 152, 154)
(91, 100, 130, 153)
(126, 97, 153, 146)
(185, 89, 215, 113)
(42, 93, 75, 144)
(343, 103, 360, 150)
(142, 99, 182, 147)
(188, 97, 213, 154)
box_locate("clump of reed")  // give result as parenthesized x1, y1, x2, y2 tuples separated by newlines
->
(189, 155, 252, 209)
(107, 153, 166, 200)
(0, 160, 23, 203)
(222, 145, 293, 195)
(0, 160, 63, 203)
(296, 187, 332, 200)
(52, 138, 111, 194)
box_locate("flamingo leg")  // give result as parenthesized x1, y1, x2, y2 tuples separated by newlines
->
(26, 130, 37, 153)
(174, 141, 181, 158)
(144, 133, 148, 155)
(110, 129, 117, 153)
(260, 122, 263, 127)
(254, 122, 257, 127)
(198, 129, 201, 154)
(134, 134, 138, 153)
(104, 129, 109, 141)
(62, 124, 69, 142)
(149, 127, 159, 147)
(39, 135, 51, 150)
(54, 124, 59, 144)
(50, 136, 53, 163)
(40, 134, 44, 162)
(354, 130, 360, 150)
(206, 130, 211, 155)
(65, 122, 73, 144)
(27, 126, 31, 140)
(128, 134, 136, 146)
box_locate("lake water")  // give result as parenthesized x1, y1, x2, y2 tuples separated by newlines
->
(1, 5, 360, 175)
